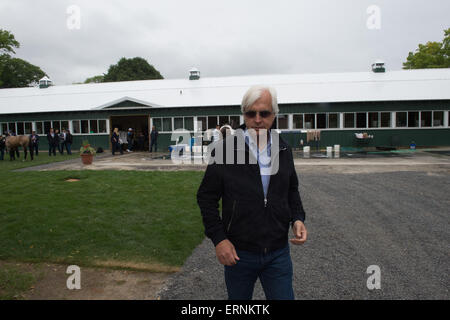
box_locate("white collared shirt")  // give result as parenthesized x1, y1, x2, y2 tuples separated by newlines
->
(244, 129, 272, 198)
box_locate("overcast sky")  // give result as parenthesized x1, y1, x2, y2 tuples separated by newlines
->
(0, 0, 449, 85)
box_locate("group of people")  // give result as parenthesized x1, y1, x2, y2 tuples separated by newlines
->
(0, 128, 73, 159)
(47, 128, 73, 156)
(0, 130, 44, 160)
(110, 126, 158, 156)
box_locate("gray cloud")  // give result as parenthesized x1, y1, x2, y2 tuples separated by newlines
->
(1, 0, 449, 85)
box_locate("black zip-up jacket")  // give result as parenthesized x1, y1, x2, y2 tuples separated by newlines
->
(197, 125, 306, 253)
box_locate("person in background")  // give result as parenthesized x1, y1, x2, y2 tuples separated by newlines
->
(55, 129, 64, 155)
(30, 130, 39, 156)
(111, 127, 123, 155)
(150, 126, 158, 153)
(47, 128, 58, 156)
(0, 134, 5, 160)
(127, 128, 134, 152)
(63, 129, 73, 155)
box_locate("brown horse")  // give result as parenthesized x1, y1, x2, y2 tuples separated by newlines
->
(5, 135, 34, 161)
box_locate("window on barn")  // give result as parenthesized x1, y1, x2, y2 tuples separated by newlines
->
(36, 122, 43, 134)
(72, 120, 80, 134)
(396, 112, 407, 127)
(197, 117, 207, 131)
(380, 112, 391, 127)
(17, 122, 24, 135)
(98, 120, 107, 133)
(208, 116, 218, 129)
(408, 111, 419, 127)
(304, 114, 315, 129)
(230, 116, 240, 129)
(328, 113, 339, 129)
(44, 121, 51, 134)
(8, 122, 16, 134)
(81, 120, 89, 133)
(433, 111, 444, 127)
(153, 118, 162, 132)
(316, 114, 326, 129)
(61, 121, 69, 131)
(162, 117, 172, 131)
(293, 114, 303, 129)
(53, 121, 61, 132)
(277, 115, 289, 129)
(174, 117, 184, 130)
(344, 113, 355, 128)
(89, 120, 98, 133)
(25, 122, 32, 134)
(368, 112, 379, 128)
(356, 113, 367, 128)
(1, 123, 8, 135)
(219, 116, 229, 126)
(421, 111, 432, 127)
(184, 117, 194, 131)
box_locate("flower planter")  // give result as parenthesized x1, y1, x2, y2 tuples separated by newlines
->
(80, 153, 94, 165)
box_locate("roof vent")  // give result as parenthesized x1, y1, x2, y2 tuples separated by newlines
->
(39, 76, 53, 88)
(371, 60, 385, 73)
(189, 67, 200, 80)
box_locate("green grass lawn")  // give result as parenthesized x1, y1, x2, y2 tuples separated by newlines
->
(0, 153, 205, 270)
(0, 264, 35, 300)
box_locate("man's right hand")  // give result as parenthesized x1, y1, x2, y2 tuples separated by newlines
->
(215, 239, 240, 266)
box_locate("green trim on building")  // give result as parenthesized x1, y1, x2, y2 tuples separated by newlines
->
(1, 100, 449, 152)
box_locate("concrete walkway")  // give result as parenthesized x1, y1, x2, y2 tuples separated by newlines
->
(15, 147, 450, 172)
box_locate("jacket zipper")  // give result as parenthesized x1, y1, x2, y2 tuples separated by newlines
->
(227, 200, 237, 232)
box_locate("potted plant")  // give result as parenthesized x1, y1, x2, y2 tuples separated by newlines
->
(80, 140, 96, 165)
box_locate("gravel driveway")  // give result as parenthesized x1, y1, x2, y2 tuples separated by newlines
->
(158, 164, 450, 300)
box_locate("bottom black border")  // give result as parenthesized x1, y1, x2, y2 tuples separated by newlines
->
(1, 300, 443, 318)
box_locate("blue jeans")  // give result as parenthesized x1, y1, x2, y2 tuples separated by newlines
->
(33, 144, 39, 156)
(224, 244, 294, 300)
(150, 140, 157, 152)
(64, 142, 72, 155)
(112, 142, 123, 155)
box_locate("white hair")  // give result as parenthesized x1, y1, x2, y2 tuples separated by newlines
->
(241, 85, 279, 115)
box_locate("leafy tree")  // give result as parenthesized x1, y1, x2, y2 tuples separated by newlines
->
(0, 29, 20, 55)
(103, 57, 163, 82)
(403, 28, 450, 69)
(0, 29, 47, 88)
(84, 75, 104, 83)
(0, 56, 46, 88)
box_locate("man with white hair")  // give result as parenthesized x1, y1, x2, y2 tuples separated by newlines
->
(197, 85, 307, 300)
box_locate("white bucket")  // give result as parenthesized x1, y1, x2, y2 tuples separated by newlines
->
(327, 146, 332, 158)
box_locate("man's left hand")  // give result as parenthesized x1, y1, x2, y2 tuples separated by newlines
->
(290, 220, 307, 245)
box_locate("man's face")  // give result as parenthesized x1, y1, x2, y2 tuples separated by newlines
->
(243, 90, 275, 136)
